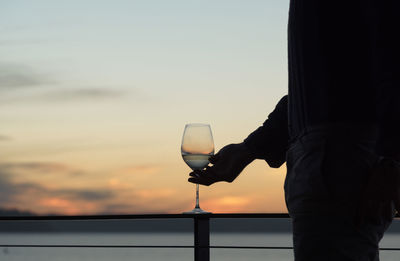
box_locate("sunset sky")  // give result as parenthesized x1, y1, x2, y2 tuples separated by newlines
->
(0, 0, 289, 215)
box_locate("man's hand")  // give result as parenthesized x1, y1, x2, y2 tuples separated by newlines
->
(188, 143, 255, 186)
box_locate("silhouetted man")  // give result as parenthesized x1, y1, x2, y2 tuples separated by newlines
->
(189, 1, 400, 260)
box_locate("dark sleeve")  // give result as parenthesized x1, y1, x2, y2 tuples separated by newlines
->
(377, 88, 400, 157)
(376, 2, 400, 158)
(243, 95, 289, 168)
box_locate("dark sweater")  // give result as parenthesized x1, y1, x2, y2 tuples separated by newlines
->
(244, 0, 400, 167)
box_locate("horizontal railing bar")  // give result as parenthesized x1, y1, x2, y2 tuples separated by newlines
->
(0, 245, 194, 249)
(211, 247, 400, 251)
(1, 245, 399, 251)
(0, 213, 290, 221)
(0, 245, 294, 249)
(1, 213, 399, 221)
(212, 246, 293, 250)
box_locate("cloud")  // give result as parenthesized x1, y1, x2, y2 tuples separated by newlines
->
(39, 88, 125, 102)
(0, 63, 131, 104)
(0, 161, 181, 215)
(100, 203, 144, 214)
(0, 63, 49, 90)
(0, 170, 45, 204)
(0, 86, 131, 105)
(57, 189, 113, 201)
(0, 172, 113, 203)
(0, 163, 115, 214)
(0, 135, 12, 141)
(0, 162, 69, 173)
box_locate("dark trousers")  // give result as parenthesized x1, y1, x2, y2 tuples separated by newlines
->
(285, 127, 393, 261)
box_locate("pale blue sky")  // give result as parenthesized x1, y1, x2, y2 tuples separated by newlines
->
(0, 0, 290, 214)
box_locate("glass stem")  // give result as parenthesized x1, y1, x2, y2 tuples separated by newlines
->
(195, 184, 200, 209)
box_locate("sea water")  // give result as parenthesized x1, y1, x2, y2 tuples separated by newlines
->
(1, 218, 399, 260)
(0, 232, 399, 261)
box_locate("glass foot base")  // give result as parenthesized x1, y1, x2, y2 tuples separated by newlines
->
(183, 207, 211, 214)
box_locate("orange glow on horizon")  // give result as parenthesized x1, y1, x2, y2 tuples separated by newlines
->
(39, 198, 98, 215)
(202, 196, 251, 213)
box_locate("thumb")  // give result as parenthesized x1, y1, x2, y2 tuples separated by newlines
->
(209, 154, 220, 164)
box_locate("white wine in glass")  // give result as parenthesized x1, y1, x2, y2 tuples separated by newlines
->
(181, 123, 214, 214)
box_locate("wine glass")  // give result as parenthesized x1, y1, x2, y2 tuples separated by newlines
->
(181, 123, 214, 214)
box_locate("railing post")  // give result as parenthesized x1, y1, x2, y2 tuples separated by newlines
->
(194, 216, 210, 261)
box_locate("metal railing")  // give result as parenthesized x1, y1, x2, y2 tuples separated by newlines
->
(0, 213, 399, 261)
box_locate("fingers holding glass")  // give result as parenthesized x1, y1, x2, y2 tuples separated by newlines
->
(188, 168, 222, 186)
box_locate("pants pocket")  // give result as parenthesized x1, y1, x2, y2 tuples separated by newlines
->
(285, 139, 330, 215)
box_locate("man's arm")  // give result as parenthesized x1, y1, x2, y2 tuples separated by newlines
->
(244, 95, 289, 168)
(188, 95, 289, 186)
